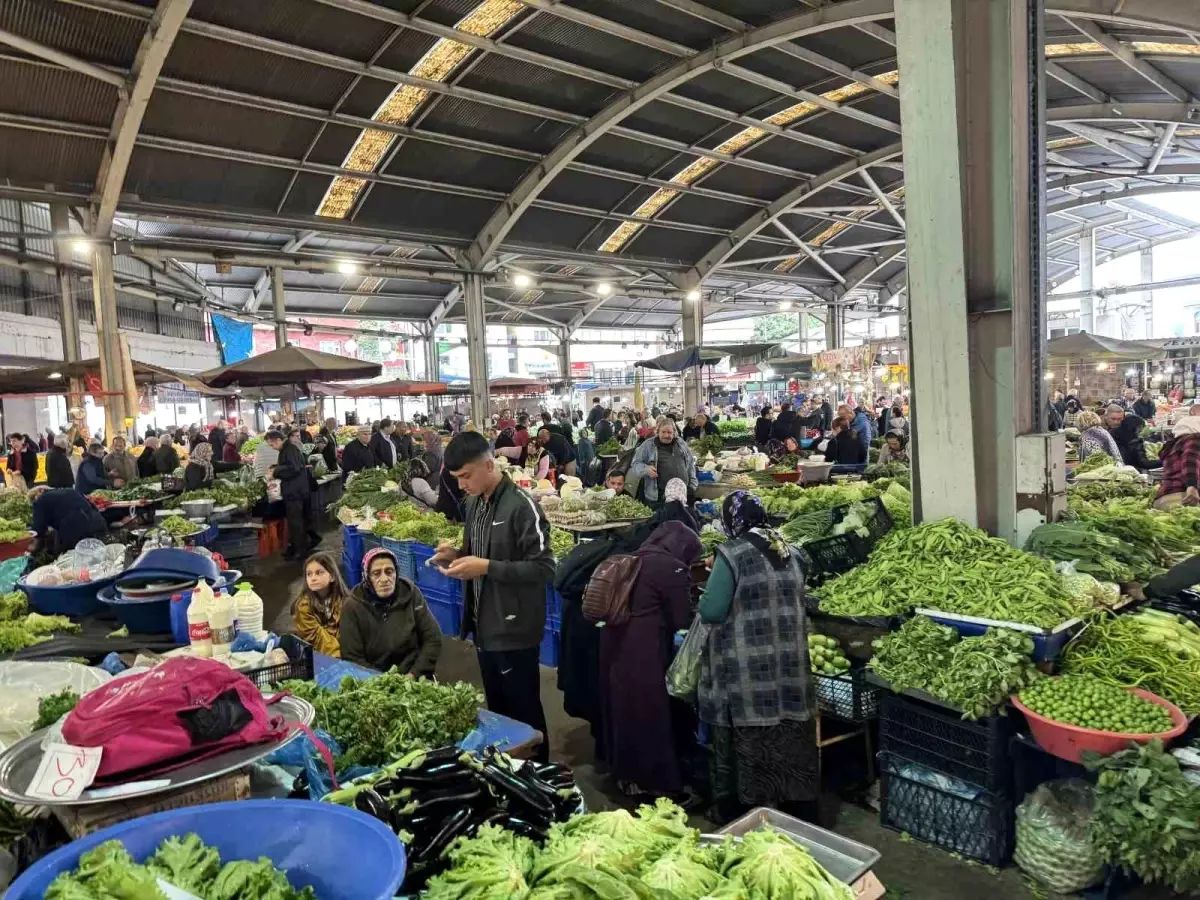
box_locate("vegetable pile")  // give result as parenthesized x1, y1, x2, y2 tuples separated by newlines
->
(34, 688, 80, 730)
(699, 526, 728, 556)
(45, 833, 315, 900)
(336, 464, 410, 515)
(550, 526, 575, 559)
(1061, 609, 1200, 715)
(716, 419, 750, 437)
(1018, 675, 1175, 734)
(815, 519, 1083, 627)
(596, 438, 623, 455)
(687, 434, 724, 457)
(1076, 451, 1115, 474)
(165, 481, 263, 510)
(324, 747, 580, 889)
(809, 633, 849, 675)
(1069, 496, 1200, 570)
(870, 617, 1041, 719)
(0, 590, 81, 654)
(1087, 740, 1200, 893)
(758, 481, 879, 520)
(424, 798, 854, 900)
(862, 461, 910, 486)
(283, 670, 482, 768)
(158, 515, 206, 538)
(373, 504, 462, 548)
(1025, 522, 1145, 583)
(90, 483, 166, 503)
(0, 516, 30, 543)
(601, 495, 653, 521)
(0, 487, 32, 526)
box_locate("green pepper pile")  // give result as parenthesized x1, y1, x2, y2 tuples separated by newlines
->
(870, 616, 1041, 719)
(165, 481, 263, 510)
(815, 518, 1084, 627)
(158, 516, 205, 537)
(551, 526, 575, 559)
(1076, 451, 1116, 474)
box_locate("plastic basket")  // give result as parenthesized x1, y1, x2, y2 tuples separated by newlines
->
(244, 636, 315, 688)
(806, 607, 907, 662)
(1012, 685, 1187, 764)
(799, 533, 869, 585)
(546, 585, 563, 620)
(878, 692, 1012, 792)
(415, 548, 463, 601)
(879, 753, 1013, 866)
(209, 529, 260, 562)
(423, 586, 462, 637)
(540, 623, 560, 667)
(378, 537, 417, 581)
(815, 667, 880, 723)
(0, 532, 34, 561)
(4, 800, 406, 900)
(18, 575, 116, 617)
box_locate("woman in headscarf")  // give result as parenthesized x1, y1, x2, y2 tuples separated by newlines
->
(339, 547, 443, 675)
(1076, 409, 1121, 465)
(401, 458, 440, 510)
(646, 476, 698, 533)
(598, 521, 701, 798)
(421, 429, 443, 476)
(698, 491, 817, 823)
(184, 440, 215, 490)
(290, 552, 350, 656)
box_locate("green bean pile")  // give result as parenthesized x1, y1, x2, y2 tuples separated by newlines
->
(814, 518, 1086, 627)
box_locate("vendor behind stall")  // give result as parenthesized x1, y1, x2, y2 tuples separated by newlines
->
(184, 442, 215, 491)
(75, 442, 110, 495)
(102, 435, 137, 487)
(5, 433, 36, 489)
(1077, 410, 1122, 464)
(339, 424, 375, 482)
(1154, 416, 1200, 510)
(291, 551, 349, 657)
(630, 418, 697, 505)
(402, 458, 440, 510)
(29, 485, 107, 553)
(698, 491, 817, 822)
(876, 432, 909, 465)
(340, 547, 442, 675)
(137, 436, 159, 479)
(154, 434, 181, 476)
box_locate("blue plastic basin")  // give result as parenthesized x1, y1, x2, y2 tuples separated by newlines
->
(5, 800, 406, 900)
(18, 575, 116, 617)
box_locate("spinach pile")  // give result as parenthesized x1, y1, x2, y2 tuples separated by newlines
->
(424, 799, 854, 900)
(372, 504, 462, 547)
(601, 495, 653, 521)
(716, 419, 749, 437)
(283, 670, 482, 768)
(595, 438, 622, 455)
(870, 616, 1041, 719)
(1086, 740, 1200, 893)
(45, 833, 315, 900)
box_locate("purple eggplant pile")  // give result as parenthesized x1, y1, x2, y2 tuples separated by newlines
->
(321, 745, 581, 887)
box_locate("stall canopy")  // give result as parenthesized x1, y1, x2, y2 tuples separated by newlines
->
(344, 379, 468, 398)
(1047, 333, 1166, 362)
(0, 358, 227, 397)
(636, 343, 782, 372)
(198, 345, 382, 388)
(488, 376, 549, 394)
(766, 354, 815, 378)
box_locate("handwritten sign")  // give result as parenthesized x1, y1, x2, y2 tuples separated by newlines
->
(26, 743, 103, 802)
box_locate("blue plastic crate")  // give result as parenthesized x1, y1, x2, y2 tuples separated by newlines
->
(341, 525, 363, 586)
(415, 553, 463, 602)
(546, 612, 561, 633)
(426, 594, 461, 636)
(539, 624, 560, 667)
(919, 611, 1080, 663)
(380, 537, 417, 581)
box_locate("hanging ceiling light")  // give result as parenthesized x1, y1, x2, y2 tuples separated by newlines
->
(337, 260, 359, 275)
(596, 282, 613, 296)
(686, 289, 701, 302)
(512, 272, 533, 289)
(72, 240, 90, 255)
(778, 301, 793, 311)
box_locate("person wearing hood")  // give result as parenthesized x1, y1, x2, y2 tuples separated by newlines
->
(598, 520, 702, 798)
(291, 552, 350, 657)
(75, 442, 110, 495)
(184, 441, 215, 491)
(1062, 397, 1082, 428)
(771, 403, 797, 443)
(46, 434, 76, 488)
(1105, 406, 1158, 472)
(630, 417, 697, 505)
(698, 491, 817, 822)
(339, 547, 443, 675)
(102, 435, 138, 487)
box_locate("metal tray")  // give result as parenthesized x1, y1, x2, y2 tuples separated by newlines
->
(713, 807, 881, 884)
(0, 694, 313, 807)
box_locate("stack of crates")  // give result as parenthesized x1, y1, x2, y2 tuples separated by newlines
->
(410, 542, 463, 637)
(877, 692, 1014, 866)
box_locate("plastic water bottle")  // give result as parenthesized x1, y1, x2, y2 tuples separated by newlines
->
(208, 588, 235, 658)
(234, 582, 264, 640)
(187, 582, 214, 658)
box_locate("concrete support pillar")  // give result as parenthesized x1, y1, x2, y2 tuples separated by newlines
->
(271, 267, 287, 348)
(50, 205, 81, 365)
(1079, 230, 1095, 334)
(557, 331, 571, 384)
(423, 330, 440, 382)
(89, 242, 127, 438)
(826, 303, 843, 349)
(464, 273, 490, 424)
(896, 0, 1046, 540)
(1141, 248, 1154, 338)
(797, 310, 809, 354)
(680, 289, 703, 415)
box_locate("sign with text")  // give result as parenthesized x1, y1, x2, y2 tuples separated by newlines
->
(26, 743, 103, 801)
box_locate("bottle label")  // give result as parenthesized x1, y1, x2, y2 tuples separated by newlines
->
(211, 623, 235, 646)
(189, 621, 211, 642)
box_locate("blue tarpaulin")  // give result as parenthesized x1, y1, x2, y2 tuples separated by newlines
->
(211, 314, 254, 364)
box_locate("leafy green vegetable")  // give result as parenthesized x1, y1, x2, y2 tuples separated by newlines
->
(0, 589, 28, 621)
(596, 438, 622, 455)
(372, 505, 461, 547)
(0, 488, 32, 526)
(715, 419, 749, 437)
(687, 434, 724, 457)
(1076, 451, 1115, 473)
(1086, 740, 1200, 893)
(0, 605, 80, 654)
(719, 829, 854, 900)
(601, 495, 652, 521)
(34, 688, 80, 730)
(757, 481, 880, 521)
(551, 526, 575, 559)
(282, 669, 482, 767)
(863, 461, 910, 485)
(1024, 521, 1142, 582)
(159, 515, 205, 537)
(165, 481, 263, 510)
(146, 834, 221, 895)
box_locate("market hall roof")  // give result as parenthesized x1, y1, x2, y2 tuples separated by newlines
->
(2, 0, 1200, 332)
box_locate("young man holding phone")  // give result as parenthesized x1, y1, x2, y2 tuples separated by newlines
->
(432, 431, 555, 761)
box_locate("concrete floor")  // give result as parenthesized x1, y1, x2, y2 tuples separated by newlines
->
(250, 526, 1169, 900)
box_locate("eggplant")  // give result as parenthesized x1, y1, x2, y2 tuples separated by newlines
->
(354, 788, 391, 823)
(396, 786, 484, 818)
(409, 806, 474, 866)
(474, 761, 556, 823)
(501, 814, 550, 842)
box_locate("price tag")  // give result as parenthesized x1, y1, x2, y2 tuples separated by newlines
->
(26, 743, 103, 801)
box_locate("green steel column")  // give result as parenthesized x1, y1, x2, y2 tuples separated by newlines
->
(464, 273, 490, 425)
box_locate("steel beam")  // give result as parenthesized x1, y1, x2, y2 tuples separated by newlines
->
(93, 0, 193, 236)
(1045, 61, 1108, 103)
(246, 231, 317, 312)
(464, 274, 490, 423)
(859, 170, 905, 229)
(1049, 0, 1200, 31)
(1057, 123, 1147, 166)
(1149, 123, 1180, 173)
(271, 267, 287, 348)
(463, 0, 894, 267)
(1079, 228, 1095, 331)
(833, 244, 905, 299)
(1064, 17, 1191, 102)
(49, 205, 82, 364)
(0, 26, 126, 88)
(772, 221, 847, 285)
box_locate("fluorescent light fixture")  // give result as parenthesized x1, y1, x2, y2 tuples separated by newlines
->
(686, 289, 701, 302)
(337, 261, 359, 275)
(72, 240, 90, 254)
(596, 282, 613, 296)
(512, 273, 533, 289)
(47, 372, 63, 380)
(779, 301, 793, 311)
(1044, 372, 1055, 380)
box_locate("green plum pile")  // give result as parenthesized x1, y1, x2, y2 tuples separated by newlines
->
(808, 633, 850, 676)
(1019, 675, 1175, 735)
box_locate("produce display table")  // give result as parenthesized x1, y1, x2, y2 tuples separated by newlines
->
(313, 653, 543, 758)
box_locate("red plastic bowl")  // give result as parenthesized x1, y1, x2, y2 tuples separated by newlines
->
(771, 471, 800, 483)
(0, 532, 35, 561)
(1012, 685, 1187, 764)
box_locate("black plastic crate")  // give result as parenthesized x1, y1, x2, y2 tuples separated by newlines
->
(244, 635, 314, 688)
(815, 667, 880, 723)
(799, 532, 868, 585)
(878, 691, 1012, 792)
(210, 529, 260, 561)
(879, 752, 1013, 867)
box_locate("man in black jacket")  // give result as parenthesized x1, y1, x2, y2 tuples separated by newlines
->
(267, 430, 316, 560)
(30, 486, 107, 553)
(209, 421, 226, 458)
(586, 398, 604, 429)
(433, 432, 555, 762)
(392, 421, 415, 461)
(537, 426, 576, 476)
(594, 409, 615, 446)
(340, 424, 377, 483)
(771, 403, 798, 443)
(370, 418, 400, 468)
(45, 435, 75, 488)
(5, 433, 36, 487)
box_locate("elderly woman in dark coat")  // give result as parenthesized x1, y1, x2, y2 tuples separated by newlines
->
(598, 520, 701, 797)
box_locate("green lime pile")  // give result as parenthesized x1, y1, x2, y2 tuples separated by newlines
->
(1020, 675, 1175, 734)
(808, 633, 850, 676)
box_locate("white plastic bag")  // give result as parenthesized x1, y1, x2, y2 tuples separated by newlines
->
(266, 478, 283, 502)
(665, 615, 710, 702)
(1014, 779, 1105, 893)
(0, 661, 112, 751)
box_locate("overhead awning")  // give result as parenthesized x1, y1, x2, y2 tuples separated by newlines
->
(636, 343, 783, 372)
(1047, 333, 1166, 362)
(344, 379, 468, 398)
(0, 358, 229, 397)
(489, 376, 549, 393)
(198, 345, 382, 388)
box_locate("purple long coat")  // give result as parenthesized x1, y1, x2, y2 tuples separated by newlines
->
(599, 522, 701, 794)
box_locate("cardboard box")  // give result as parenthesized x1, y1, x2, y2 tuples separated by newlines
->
(854, 870, 886, 900)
